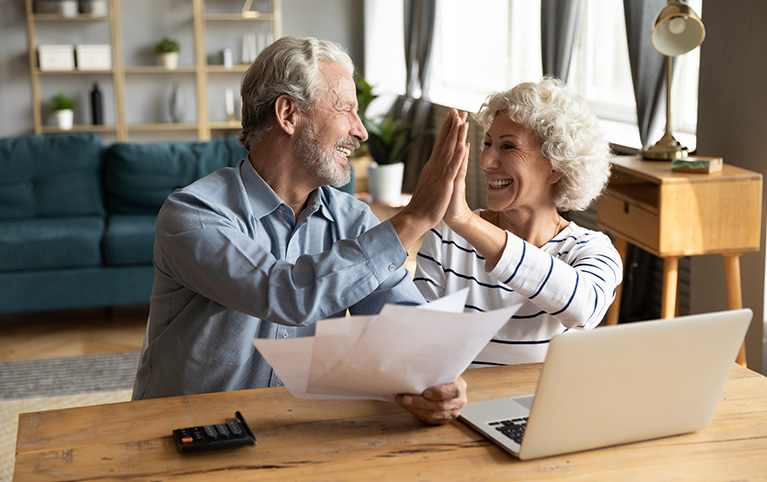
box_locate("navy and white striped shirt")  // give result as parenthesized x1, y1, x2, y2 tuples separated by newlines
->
(414, 213, 622, 366)
(133, 158, 423, 400)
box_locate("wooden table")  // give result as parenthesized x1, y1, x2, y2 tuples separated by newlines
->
(597, 156, 763, 365)
(14, 363, 767, 481)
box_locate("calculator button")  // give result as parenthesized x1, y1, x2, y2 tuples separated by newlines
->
(215, 424, 231, 437)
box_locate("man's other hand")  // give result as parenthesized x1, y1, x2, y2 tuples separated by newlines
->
(395, 377, 468, 425)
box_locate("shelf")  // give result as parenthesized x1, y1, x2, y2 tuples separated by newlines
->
(127, 123, 199, 132)
(124, 66, 197, 74)
(41, 124, 118, 133)
(32, 14, 111, 21)
(207, 65, 250, 73)
(204, 13, 275, 21)
(36, 69, 114, 75)
(209, 121, 242, 130)
(26, 0, 281, 142)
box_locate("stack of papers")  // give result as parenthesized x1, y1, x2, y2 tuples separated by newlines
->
(253, 289, 515, 402)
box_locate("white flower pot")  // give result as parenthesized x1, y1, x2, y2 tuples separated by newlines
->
(55, 109, 74, 130)
(161, 52, 179, 69)
(367, 161, 404, 204)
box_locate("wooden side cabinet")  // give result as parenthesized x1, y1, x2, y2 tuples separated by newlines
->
(597, 156, 762, 366)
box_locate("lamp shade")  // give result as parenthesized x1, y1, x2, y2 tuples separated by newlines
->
(651, 2, 705, 57)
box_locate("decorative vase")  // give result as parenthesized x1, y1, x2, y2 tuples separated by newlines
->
(161, 52, 179, 69)
(55, 109, 74, 130)
(169, 83, 184, 123)
(90, 82, 103, 125)
(367, 161, 405, 204)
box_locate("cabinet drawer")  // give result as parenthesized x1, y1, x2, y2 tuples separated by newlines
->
(597, 193, 660, 253)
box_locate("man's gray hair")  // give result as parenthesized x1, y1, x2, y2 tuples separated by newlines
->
(239, 36, 355, 150)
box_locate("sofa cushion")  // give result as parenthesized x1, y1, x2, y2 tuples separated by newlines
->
(0, 217, 104, 271)
(103, 214, 157, 266)
(103, 136, 247, 214)
(0, 133, 105, 220)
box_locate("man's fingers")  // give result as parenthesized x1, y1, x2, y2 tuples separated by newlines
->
(426, 377, 468, 401)
(432, 109, 459, 156)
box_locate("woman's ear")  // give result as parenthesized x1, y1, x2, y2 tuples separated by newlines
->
(274, 94, 298, 135)
(548, 168, 562, 184)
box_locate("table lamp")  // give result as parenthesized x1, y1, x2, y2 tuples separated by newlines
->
(642, 1, 705, 160)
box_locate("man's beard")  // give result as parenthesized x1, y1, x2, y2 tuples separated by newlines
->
(293, 120, 354, 188)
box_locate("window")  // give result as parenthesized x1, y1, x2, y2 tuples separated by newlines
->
(365, 0, 702, 150)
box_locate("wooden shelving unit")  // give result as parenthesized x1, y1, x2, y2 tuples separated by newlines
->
(25, 0, 282, 142)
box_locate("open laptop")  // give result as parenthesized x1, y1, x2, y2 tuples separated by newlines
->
(459, 309, 752, 460)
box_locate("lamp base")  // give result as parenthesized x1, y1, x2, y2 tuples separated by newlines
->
(641, 132, 689, 160)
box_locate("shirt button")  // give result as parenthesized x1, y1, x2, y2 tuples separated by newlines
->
(275, 380, 283, 387)
(388, 264, 396, 272)
(282, 330, 289, 339)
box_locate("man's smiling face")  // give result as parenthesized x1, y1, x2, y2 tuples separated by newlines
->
(293, 62, 368, 188)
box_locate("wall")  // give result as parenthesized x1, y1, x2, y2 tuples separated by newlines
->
(693, 0, 767, 373)
(0, 0, 363, 138)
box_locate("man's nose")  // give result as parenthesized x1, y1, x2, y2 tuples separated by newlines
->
(351, 111, 368, 142)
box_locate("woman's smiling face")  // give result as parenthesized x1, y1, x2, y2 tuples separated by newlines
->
(480, 112, 560, 214)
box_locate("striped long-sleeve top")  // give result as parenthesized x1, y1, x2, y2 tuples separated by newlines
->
(414, 214, 623, 366)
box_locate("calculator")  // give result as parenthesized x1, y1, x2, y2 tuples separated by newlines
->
(172, 411, 257, 453)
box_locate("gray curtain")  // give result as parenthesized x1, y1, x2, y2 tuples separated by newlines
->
(392, 0, 437, 192)
(541, 0, 583, 83)
(623, 0, 668, 149)
(618, 0, 669, 323)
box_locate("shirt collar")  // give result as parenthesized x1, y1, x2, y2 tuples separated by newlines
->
(240, 158, 335, 223)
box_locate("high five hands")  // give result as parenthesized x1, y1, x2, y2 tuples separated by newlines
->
(390, 109, 470, 251)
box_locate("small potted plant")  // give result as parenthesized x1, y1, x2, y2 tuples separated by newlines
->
(354, 75, 433, 202)
(155, 36, 180, 69)
(364, 115, 420, 203)
(51, 93, 75, 130)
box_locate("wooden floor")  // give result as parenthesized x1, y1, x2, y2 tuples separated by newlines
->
(0, 305, 149, 362)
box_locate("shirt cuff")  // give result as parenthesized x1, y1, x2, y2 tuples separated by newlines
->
(356, 220, 408, 284)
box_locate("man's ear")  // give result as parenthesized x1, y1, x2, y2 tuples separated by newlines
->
(274, 94, 299, 135)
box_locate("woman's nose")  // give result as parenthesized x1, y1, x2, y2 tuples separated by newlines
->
(479, 149, 499, 170)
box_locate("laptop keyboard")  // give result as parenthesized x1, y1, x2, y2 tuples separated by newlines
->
(489, 417, 528, 444)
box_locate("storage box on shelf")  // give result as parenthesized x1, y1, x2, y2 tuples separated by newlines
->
(75, 44, 112, 70)
(38, 44, 75, 71)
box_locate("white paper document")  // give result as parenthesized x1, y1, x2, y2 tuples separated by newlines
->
(252, 289, 515, 402)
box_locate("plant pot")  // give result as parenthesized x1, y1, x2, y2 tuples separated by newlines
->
(160, 52, 179, 69)
(367, 161, 404, 204)
(55, 109, 74, 130)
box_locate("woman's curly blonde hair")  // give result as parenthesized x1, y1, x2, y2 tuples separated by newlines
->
(474, 77, 612, 211)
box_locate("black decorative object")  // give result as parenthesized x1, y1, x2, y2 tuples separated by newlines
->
(90, 82, 103, 125)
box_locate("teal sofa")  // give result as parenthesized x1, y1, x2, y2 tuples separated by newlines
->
(0, 132, 354, 314)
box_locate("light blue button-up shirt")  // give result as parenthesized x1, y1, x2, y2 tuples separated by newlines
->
(133, 159, 424, 399)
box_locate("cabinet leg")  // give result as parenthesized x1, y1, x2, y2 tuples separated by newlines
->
(605, 237, 628, 326)
(661, 257, 679, 320)
(724, 254, 747, 367)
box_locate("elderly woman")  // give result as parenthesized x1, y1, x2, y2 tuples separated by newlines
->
(414, 77, 622, 366)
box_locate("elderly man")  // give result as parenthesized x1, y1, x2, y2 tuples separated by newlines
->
(132, 37, 469, 424)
